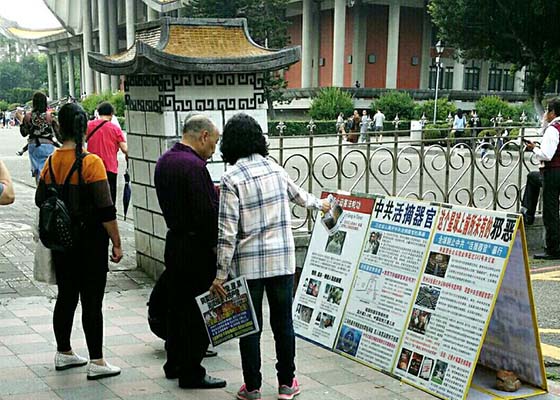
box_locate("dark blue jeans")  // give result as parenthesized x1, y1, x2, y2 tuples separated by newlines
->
(240, 274, 295, 391)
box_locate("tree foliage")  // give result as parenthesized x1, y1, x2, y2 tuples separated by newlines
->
(184, 0, 291, 117)
(0, 54, 47, 105)
(309, 88, 354, 120)
(429, 0, 560, 113)
(413, 98, 457, 122)
(474, 96, 517, 120)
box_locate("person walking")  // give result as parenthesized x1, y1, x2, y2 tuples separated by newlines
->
(35, 103, 123, 379)
(360, 110, 370, 142)
(154, 114, 226, 389)
(372, 109, 385, 142)
(0, 160, 15, 205)
(18, 92, 59, 184)
(86, 102, 128, 205)
(525, 99, 560, 259)
(452, 109, 467, 142)
(211, 113, 330, 400)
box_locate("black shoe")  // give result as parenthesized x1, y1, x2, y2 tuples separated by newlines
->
(204, 349, 218, 358)
(533, 252, 560, 260)
(163, 363, 179, 379)
(179, 374, 227, 389)
(521, 211, 535, 226)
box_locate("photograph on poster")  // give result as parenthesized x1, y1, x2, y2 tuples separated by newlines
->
(364, 231, 383, 255)
(431, 360, 449, 385)
(295, 303, 314, 323)
(419, 357, 434, 381)
(415, 285, 441, 310)
(408, 308, 432, 335)
(397, 348, 413, 371)
(424, 251, 451, 278)
(306, 278, 321, 298)
(408, 352, 424, 376)
(335, 325, 362, 356)
(315, 312, 336, 329)
(325, 284, 344, 305)
(321, 195, 345, 234)
(325, 230, 347, 255)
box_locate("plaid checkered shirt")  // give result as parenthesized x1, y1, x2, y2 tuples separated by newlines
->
(216, 154, 322, 280)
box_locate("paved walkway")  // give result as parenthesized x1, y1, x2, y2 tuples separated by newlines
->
(0, 182, 559, 399)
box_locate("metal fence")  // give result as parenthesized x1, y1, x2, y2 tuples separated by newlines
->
(209, 125, 542, 231)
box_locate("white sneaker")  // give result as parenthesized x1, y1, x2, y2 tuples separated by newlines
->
(86, 361, 121, 380)
(54, 351, 88, 371)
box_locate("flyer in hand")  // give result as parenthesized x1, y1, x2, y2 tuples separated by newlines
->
(196, 277, 259, 346)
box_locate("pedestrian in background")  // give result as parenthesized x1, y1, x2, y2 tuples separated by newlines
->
(18, 92, 59, 184)
(360, 109, 370, 142)
(211, 113, 330, 400)
(86, 102, 128, 206)
(35, 103, 123, 379)
(372, 108, 385, 142)
(154, 114, 226, 390)
(525, 99, 560, 260)
(0, 160, 15, 205)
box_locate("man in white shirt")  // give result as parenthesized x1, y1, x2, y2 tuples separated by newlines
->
(525, 99, 560, 259)
(372, 109, 385, 142)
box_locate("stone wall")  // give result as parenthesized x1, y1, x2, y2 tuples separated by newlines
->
(125, 72, 267, 279)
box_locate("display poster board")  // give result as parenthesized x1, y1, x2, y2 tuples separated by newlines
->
(294, 193, 547, 400)
(293, 192, 375, 349)
(196, 277, 259, 347)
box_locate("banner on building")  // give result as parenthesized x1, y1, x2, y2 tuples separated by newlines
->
(294, 192, 547, 400)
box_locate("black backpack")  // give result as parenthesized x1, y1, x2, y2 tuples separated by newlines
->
(39, 154, 88, 251)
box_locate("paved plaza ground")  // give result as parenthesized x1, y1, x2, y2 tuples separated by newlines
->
(1, 126, 560, 399)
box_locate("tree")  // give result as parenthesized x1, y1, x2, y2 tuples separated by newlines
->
(184, 0, 291, 118)
(372, 91, 415, 120)
(429, 0, 560, 114)
(0, 55, 47, 104)
(309, 88, 354, 120)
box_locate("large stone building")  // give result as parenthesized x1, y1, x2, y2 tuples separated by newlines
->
(6, 0, 559, 104)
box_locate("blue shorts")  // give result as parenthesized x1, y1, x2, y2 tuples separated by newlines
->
(28, 143, 55, 179)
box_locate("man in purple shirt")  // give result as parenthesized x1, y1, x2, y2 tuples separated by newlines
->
(154, 115, 225, 389)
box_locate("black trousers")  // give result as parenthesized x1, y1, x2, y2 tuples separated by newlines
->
(107, 171, 117, 209)
(163, 231, 216, 383)
(52, 227, 109, 359)
(543, 169, 560, 253)
(521, 171, 543, 217)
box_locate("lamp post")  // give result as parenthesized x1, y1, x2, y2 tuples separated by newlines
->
(432, 40, 445, 124)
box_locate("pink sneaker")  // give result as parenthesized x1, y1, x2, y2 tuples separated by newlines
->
(278, 378, 300, 400)
(237, 384, 262, 400)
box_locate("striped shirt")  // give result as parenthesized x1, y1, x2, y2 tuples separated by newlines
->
(216, 154, 322, 280)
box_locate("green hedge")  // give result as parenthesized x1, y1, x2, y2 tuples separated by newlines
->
(117, 116, 126, 131)
(80, 91, 125, 117)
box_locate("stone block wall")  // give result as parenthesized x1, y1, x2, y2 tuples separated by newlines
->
(124, 72, 268, 279)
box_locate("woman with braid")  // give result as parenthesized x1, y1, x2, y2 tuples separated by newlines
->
(35, 103, 124, 380)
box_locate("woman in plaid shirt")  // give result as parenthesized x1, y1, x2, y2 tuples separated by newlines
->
(211, 114, 329, 400)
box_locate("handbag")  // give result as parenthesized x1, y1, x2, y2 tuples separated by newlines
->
(32, 209, 56, 285)
(33, 241, 57, 285)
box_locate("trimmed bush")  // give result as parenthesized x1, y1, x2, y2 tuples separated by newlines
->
(371, 91, 415, 120)
(477, 129, 498, 138)
(117, 116, 126, 131)
(423, 124, 450, 140)
(309, 88, 354, 120)
(80, 91, 125, 117)
(413, 98, 457, 122)
(475, 96, 516, 121)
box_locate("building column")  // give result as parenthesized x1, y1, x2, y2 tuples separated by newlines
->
(301, 0, 313, 88)
(126, 0, 136, 48)
(147, 6, 159, 21)
(385, 3, 400, 88)
(311, 1, 320, 87)
(67, 48, 75, 97)
(479, 61, 490, 91)
(97, 0, 110, 93)
(93, 38, 101, 94)
(46, 53, 55, 100)
(55, 50, 63, 100)
(351, 3, 367, 86)
(108, 0, 119, 92)
(419, 10, 431, 89)
(514, 67, 526, 93)
(178, 7, 188, 17)
(81, 0, 94, 95)
(332, 0, 346, 87)
(78, 52, 84, 97)
(453, 59, 465, 90)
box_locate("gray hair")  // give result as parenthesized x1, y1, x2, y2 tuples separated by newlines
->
(182, 114, 216, 139)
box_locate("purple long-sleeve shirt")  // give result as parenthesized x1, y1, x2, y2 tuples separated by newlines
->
(154, 142, 218, 246)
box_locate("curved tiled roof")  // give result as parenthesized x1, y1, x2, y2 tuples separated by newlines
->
(89, 18, 300, 75)
(6, 26, 66, 40)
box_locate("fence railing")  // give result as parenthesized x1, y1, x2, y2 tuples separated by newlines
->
(208, 125, 542, 232)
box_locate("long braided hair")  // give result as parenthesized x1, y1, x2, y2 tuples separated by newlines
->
(58, 103, 88, 177)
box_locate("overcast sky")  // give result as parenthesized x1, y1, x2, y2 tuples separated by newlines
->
(0, 0, 62, 30)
